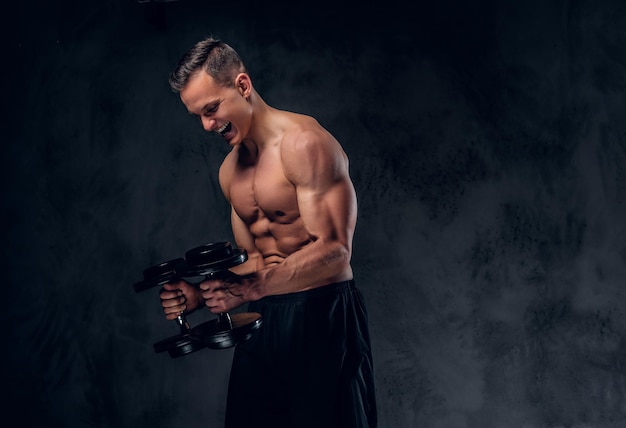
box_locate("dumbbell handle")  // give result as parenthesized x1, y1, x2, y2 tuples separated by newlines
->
(176, 312, 192, 334)
(205, 271, 235, 331)
(217, 312, 233, 330)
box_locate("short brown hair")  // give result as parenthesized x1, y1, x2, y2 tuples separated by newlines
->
(168, 37, 247, 93)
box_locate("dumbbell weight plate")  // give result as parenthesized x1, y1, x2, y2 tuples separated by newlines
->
(183, 242, 247, 276)
(191, 312, 263, 349)
(133, 258, 187, 293)
(153, 333, 206, 358)
(184, 242, 262, 348)
(134, 257, 206, 357)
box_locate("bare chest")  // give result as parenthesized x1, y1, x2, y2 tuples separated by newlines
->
(229, 151, 298, 225)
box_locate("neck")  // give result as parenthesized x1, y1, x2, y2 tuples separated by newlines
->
(241, 91, 280, 151)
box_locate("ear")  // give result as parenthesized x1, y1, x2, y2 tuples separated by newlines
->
(235, 73, 252, 98)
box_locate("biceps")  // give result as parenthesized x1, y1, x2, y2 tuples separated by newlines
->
(298, 178, 357, 245)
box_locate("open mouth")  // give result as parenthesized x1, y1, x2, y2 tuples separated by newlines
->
(216, 122, 231, 137)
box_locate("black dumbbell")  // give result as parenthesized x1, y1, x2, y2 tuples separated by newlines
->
(133, 257, 206, 358)
(133, 242, 263, 357)
(183, 242, 263, 350)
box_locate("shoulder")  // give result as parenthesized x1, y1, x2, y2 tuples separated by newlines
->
(279, 113, 349, 183)
(280, 113, 346, 163)
(281, 114, 334, 150)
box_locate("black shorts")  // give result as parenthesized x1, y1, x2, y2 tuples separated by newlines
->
(225, 280, 377, 428)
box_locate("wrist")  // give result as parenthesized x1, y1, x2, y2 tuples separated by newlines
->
(247, 271, 266, 301)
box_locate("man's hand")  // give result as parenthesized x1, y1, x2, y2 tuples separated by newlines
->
(160, 280, 202, 320)
(199, 274, 251, 313)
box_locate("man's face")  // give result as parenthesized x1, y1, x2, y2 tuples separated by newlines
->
(179, 71, 251, 145)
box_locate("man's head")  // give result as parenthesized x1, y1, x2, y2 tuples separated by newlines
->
(171, 37, 254, 144)
(169, 37, 247, 93)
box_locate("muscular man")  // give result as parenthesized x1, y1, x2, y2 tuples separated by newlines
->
(160, 37, 377, 428)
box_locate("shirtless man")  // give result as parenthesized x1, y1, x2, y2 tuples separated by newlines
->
(159, 37, 377, 428)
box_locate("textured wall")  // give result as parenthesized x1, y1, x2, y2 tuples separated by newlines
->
(4, 0, 626, 427)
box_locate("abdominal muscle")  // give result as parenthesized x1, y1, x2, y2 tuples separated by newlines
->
(250, 216, 312, 268)
(235, 202, 353, 289)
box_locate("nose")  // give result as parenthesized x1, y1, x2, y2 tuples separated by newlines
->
(200, 117, 215, 132)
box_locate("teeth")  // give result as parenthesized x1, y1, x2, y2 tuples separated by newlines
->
(216, 122, 230, 135)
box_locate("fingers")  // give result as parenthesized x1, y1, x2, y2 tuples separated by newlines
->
(162, 282, 176, 290)
(202, 287, 238, 314)
(161, 291, 185, 308)
(160, 284, 187, 320)
(159, 288, 180, 301)
(199, 276, 247, 313)
(201, 286, 225, 313)
(201, 289, 220, 305)
(198, 279, 218, 291)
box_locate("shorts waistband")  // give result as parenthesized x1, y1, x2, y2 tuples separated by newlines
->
(260, 279, 355, 303)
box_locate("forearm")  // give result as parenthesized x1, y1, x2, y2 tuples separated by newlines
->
(253, 239, 352, 298)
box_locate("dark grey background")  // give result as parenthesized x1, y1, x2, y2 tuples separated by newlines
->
(4, 0, 626, 427)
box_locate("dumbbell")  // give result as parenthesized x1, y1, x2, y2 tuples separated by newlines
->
(133, 257, 205, 358)
(184, 242, 263, 350)
(133, 242, 262, 358)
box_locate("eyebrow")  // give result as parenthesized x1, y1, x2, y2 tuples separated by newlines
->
(187, 101, 218, 116)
